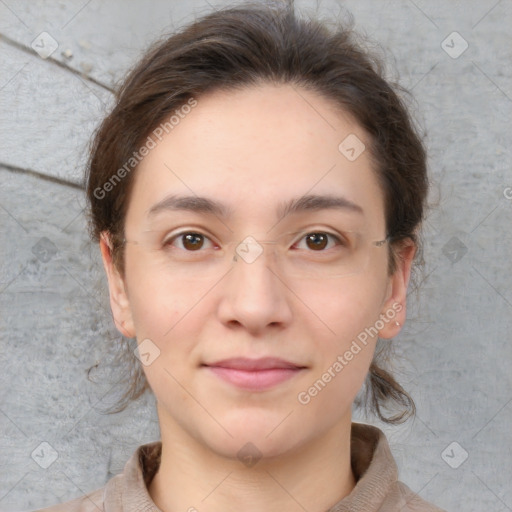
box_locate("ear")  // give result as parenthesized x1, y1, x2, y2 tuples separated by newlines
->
(378, 239, 416, 340)
(99, 232, 136, 338)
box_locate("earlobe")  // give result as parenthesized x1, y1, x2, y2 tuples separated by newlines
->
(99, 232, 136, 338)
(378, 240, 416, 339)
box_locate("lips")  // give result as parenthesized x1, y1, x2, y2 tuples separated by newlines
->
(202, 357, 306, 391)
(204, 357, 304, 371)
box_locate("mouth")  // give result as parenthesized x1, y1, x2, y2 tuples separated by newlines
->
(202, 357, 307, 391)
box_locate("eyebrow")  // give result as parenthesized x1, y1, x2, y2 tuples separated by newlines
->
(147, 193, 364, 219)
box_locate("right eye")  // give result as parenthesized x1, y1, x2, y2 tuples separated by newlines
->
(164, 232, 215, 252)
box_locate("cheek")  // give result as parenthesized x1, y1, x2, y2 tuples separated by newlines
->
(307, 273, 388, 344)
(124, 248, 216, 339)
(295, 285, 383, 423)
(300, 272, 388, 390)
(125, 267, 208, 403)
(123, 255, 225, 399)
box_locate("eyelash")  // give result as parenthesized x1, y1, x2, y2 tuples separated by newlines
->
(162, 230, 346, 252)
(163, 231, 217, 251)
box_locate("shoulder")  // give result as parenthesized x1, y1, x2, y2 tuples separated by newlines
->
(30, 442, 161, 512)
(379, 481, 446, 512)
(348, 423, 447, 512)
(31, 485, 108, 512)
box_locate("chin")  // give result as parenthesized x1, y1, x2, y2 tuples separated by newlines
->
(197, 408, 308, 461)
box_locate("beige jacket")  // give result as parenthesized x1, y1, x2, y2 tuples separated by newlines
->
(35, 423, 446, 512)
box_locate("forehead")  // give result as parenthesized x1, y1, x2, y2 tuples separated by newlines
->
(126, 83, 386, 232)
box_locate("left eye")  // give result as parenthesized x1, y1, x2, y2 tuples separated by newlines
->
(294, 232, 343, 251)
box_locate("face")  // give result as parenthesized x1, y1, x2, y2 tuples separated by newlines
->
(101, 84, 414, 460)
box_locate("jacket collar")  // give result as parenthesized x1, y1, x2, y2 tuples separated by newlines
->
(107, 422, 399, 512)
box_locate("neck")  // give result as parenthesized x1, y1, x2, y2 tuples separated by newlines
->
(148, 406, 356, 512)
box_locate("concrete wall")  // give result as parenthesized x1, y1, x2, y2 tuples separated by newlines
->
(1, 1, 511, 510)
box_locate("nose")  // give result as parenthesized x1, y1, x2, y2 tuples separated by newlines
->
(216, 239, 293, 334)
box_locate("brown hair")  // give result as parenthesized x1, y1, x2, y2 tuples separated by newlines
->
(86, 1, 428, 423)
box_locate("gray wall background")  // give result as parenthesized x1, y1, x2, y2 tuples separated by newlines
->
(1, 1, 511, 511)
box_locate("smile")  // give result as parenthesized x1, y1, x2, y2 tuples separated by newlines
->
(202, 357, 307, 391)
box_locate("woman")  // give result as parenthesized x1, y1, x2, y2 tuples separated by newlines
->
(37, 2, 445, 511)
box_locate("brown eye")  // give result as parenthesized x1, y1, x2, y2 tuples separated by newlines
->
(292, 231, 346, 253)
(164, 232, 214, 252)
(305, 233, 328, 250)
(181, 233, 205, 251)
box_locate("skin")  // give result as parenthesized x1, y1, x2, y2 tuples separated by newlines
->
(100, 83, 415, 512)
